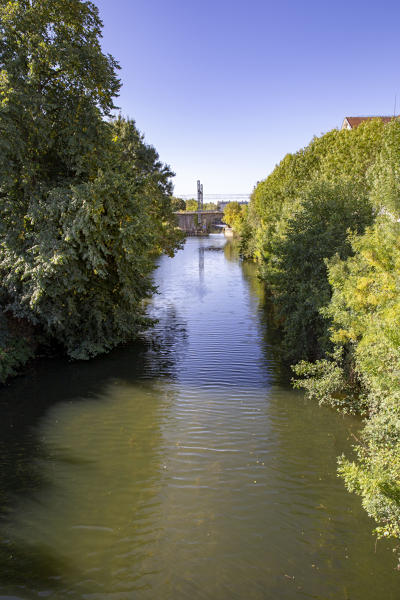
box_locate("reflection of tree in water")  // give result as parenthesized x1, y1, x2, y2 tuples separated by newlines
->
(240, 257, 291, 386)
(0, 399, 67, 591)
(223, 238, 241, 262)
(144, 303, 188, 379)
(1, 379, 170, 597)
(240, 258, 265, 304)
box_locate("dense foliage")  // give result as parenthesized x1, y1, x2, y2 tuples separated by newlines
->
(171, 196, 186, 211)
(244, 120, 384, 363)
(223, 201, 248, 236)
(0, 0, 181, 375)
(246, 118, 400, 550)
(0, 311, 34, 382)
(185, 198, 198, 211)
(268, 181, 373, 362)
(243, 120, 385, 262)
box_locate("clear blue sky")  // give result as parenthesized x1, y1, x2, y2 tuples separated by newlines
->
(95, 0, 400, 197)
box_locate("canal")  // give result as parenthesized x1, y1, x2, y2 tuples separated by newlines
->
(0, 234, 398, 599)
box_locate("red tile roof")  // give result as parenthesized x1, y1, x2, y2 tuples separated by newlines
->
(344, 116, 397, 129)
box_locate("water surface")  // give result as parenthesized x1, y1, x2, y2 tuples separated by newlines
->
(0, 235, 398, 599)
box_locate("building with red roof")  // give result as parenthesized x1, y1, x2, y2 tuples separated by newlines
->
(341, 116, 397, 130)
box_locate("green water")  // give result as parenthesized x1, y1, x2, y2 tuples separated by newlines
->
(0, 235, 398, 599)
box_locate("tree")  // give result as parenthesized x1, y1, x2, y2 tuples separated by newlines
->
(185, 199, 198, 211)
(170, 197, 186, 211)
(245, 120, 386, 264)
(0, 0, 181, 362)
(270, 180, 373, 362)
(369, 120, 400, 218)
(0, 0, 120, 189)
(223, 202, 248, 234)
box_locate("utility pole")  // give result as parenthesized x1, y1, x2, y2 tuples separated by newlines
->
(197, 180, 203, 211)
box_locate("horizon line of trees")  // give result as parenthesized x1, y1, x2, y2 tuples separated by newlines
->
(171, 197, 220, 212)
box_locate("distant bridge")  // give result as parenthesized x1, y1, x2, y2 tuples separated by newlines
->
(174, 210, 225, 235)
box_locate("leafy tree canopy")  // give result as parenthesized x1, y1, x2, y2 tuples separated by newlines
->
(223, 202, 248, 235)
(270, 180, 373, 363)
(0, 0, 181, 362)
(171, 197, 186, 211)
(185, 198, 198, 211)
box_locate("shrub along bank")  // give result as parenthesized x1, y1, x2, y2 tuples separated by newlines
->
(243, 119, 400, 551)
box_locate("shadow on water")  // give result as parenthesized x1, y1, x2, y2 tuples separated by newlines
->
(0, 321, 180, 488)
(0, 387, 169, 597)
(0, 308, 187, 596)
